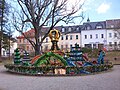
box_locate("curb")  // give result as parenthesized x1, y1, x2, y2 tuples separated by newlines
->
(113, 64, 120, 65)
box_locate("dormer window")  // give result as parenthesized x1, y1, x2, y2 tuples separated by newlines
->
(86, 26, 90, 30)
(76, 27, 79, 31)
(85, 24, 91, 30)
(62, 28, 65, 32)
(96, 23, 103, 29)
(111, 25, 114, 28)
(96, 25, 102, 29)
(68, 27, 72, 32)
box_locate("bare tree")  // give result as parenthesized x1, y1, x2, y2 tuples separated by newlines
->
(4, 23, 14, 60)
(0, 0, 10, 59)
(11, 0, 85, 55)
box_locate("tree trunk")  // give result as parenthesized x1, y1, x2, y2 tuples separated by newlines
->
(9, 36, 10, 60)
(35, 44, 40, 55)
(0, 40, 1, 61)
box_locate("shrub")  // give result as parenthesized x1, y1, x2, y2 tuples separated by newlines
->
(81, 48, 99, 58)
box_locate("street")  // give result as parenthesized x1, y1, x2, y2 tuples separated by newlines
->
(0, 65, 120, 90)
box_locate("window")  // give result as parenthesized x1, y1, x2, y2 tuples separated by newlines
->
(93, 44, 96, 48)
(41, 46, 43, 51)
(114, 42, 117, 50)
(68, 27, 72, 32)
(70, 44, 72, 50)
(114, 42, 117, 46)
(85, 44, 92, 48)
(62, 28, 65, 32)
(111, 25, 114, 28)
(70, 35, 72, 40)
(101, 34, 104, 38)
(19, 39, 21, 43)
(27, 39, 29, 43)
(23, 39, 25, 43)
(45, 46, 48, 51)
(66, 35, 68, 40)
(119, 42, 120, 47)
(109, 42, 112, 46)
(109, 33, 112, 38)
(76, 35, 78, 39)
(114, 33, 117, 37)
(86, 26, 90, 30)
(76, 27, 79, 31)
(61, 45, 63, 49)
(65, 45, 68, 49)
(46, 38, 48, 43)
(85, 35, 87, 39)
(90, 35, 92, 39)
(31, 46, 33, 50)
(96, 34, 98, 38)
(61, 35, 64, 40)
(98, 44, 104, 49)
(27, 46, 29, 50)
(96, 25, 102, 29)
(24, 39, 27, 43)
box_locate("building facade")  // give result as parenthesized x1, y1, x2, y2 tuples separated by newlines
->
(81, 19, 120, 50)
(2, 40, 17, 57)
(81, 21, 106, 49)
(17, 19, 120, 53)
(17, 26, 81, 53)
(106, 19, 120, 50)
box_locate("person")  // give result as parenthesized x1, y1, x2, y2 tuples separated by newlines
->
(97, 49, 105, 64)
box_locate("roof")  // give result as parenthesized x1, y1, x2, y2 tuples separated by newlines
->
(82, 21, 106, 30)
(106, 19, 120, 29)
(17, 19, 120, 39)
(55, 25, 82, 34)
(17, 25, 82, 39)
(17, 29, 35, 39)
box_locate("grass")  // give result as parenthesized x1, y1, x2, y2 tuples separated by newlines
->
(104, 51, 120, 65)
(0, 58, 13, 66)
(106, 51, 120, 58)
(1, 51, 120, 65)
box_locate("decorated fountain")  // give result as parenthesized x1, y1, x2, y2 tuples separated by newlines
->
(4, 29, 113, 76)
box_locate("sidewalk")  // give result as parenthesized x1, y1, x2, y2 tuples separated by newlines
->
(0, 65, 120, 90)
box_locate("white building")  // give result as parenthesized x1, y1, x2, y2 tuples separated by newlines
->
(42, 26, 81, 52)
(81, 21, 106, 49)
(106, 19, 120, 50)
(81, 19, 120, 50)
(2, 40, 17, 57)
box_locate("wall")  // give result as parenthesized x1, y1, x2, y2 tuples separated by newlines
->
(81, 29, 106, 48)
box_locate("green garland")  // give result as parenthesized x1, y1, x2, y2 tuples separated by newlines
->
(4, 64, 113, 75)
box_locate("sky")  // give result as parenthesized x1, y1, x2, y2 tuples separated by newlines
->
(81, 0, 120, 23)
(7, 0, 120, 37)
(8, 0, 120, 25)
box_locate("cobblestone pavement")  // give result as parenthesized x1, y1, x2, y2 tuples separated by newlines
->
(0, 65, 120, 90)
